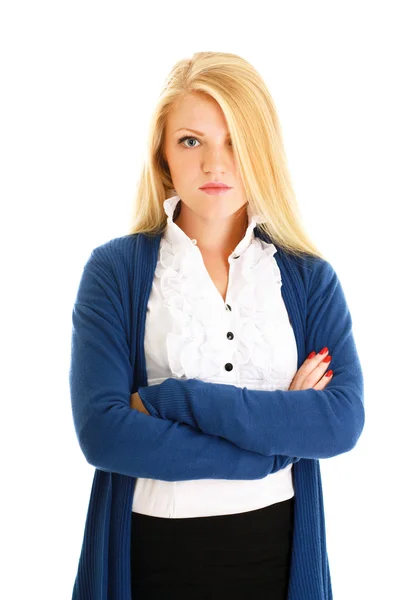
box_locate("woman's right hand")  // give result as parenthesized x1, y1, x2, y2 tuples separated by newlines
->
(289, 347, 333, 391)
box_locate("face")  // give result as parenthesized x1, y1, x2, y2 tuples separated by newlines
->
(162, 92, 248, 223)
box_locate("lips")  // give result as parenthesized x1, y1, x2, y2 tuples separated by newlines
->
(199, 183, 231, 189)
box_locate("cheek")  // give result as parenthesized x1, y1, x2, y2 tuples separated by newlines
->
(173, 155, 198, 178)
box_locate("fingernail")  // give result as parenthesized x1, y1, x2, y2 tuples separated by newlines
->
(319, 347, 328, 355)
(307, 351, 316, 359)
(325, 370, 333, 377)
(322, 355, 332, 363)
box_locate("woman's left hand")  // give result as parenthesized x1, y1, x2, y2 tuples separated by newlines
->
(130, 391, 151, 415)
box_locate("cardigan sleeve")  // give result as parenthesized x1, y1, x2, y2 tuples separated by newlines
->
(139, 258, 365, 460)
(69, 246, 296, 481)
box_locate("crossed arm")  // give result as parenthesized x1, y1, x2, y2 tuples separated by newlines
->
(70, 245, 299, 482)
(136, 260, 365, 461)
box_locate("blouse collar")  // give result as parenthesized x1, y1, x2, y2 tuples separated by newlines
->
(162, 194, 264, 258)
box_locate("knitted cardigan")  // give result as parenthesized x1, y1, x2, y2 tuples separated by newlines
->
(69, 228, 365, 599)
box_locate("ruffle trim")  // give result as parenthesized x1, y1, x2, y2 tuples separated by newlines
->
(155, 235, 290, 384)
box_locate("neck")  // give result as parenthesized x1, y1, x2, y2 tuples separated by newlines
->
(174, 202, 249, 257)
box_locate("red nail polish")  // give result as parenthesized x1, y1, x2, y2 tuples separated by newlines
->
(322, 355, 332, 363)
(307, 351, 316, 359)
(319, 347, 328, 355)
(325, 370, 333, 377)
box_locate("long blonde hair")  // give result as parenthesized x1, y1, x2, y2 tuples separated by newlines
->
(128, 51, 325, 260)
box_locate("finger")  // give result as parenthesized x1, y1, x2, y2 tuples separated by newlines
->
(313, 369, 333, 390)
(292, 348, 330, 389)
(303, 354, 332, 388)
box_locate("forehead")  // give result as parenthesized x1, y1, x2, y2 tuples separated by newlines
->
(165, 92, 228, 134)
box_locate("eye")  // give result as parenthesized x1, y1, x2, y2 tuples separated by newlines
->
(177, 136, 233, 149)
(177, 136, 200, 148)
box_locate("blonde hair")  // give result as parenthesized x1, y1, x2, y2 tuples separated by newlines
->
(128, 51, 325, 260)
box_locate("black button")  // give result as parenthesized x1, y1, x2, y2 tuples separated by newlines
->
(226, 304, 232, 311)
(225, 363, 233, 371)
(227, 331, 234, 340)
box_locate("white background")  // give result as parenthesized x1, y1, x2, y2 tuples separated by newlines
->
(1, 1, 399, 598)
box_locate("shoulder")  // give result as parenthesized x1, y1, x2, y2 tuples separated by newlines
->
(89, 233, 139, 264)
(84, 233, 161, 297)
(275, 246, 337, 298)
(77, 234, 140, 299)
(255, 228, 334, 296)
(86, 233, 156, 278)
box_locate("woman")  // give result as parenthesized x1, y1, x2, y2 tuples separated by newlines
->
(69, 52, 365, 599)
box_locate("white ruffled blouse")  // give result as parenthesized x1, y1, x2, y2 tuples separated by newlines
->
(132, 194, 298, 518)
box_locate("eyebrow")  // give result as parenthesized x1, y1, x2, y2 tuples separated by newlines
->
(174, 128, 230, 137)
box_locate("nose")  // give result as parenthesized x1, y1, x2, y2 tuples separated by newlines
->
(202, 145, 231, 175)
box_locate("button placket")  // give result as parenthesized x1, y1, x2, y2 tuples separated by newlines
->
(223, 302, 235, 373)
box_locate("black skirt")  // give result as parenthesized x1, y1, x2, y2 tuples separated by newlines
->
(130, 497, 294, 599)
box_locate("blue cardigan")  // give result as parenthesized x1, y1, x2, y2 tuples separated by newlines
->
(69, 227, 365, 599)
